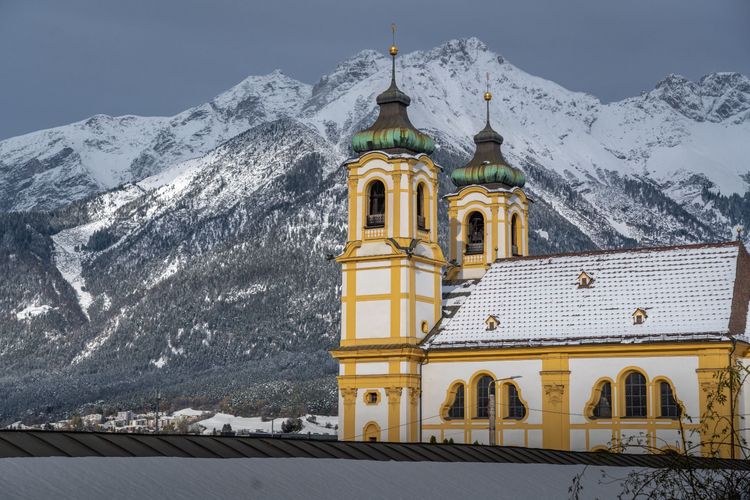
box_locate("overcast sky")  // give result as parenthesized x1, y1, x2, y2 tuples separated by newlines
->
(1, 0, 748, 140)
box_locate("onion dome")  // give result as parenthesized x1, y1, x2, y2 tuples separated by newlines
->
(450, 89, 525, 188)
(351, 29, 434, 155)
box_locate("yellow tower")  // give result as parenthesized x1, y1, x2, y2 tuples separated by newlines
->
(447, 77, 530, 280)
(330, 26, 446, 442)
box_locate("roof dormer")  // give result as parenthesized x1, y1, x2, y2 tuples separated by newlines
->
(577, 271, 593, 288)
(632, 308, 648, 325)
(485, 315, 499, 331)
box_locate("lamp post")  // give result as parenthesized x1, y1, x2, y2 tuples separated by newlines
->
(488, 376, 522, 446)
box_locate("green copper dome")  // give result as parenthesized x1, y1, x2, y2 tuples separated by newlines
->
(352, 126, 435, 155)
(451, 101, 525, 189)
(351, 49, 434, 155)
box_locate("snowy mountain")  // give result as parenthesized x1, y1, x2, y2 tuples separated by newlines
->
(1, 38, 749, 422)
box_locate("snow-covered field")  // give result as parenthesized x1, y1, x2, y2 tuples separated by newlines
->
(195, 412, 337, 435)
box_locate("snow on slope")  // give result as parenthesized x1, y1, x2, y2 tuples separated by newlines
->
(2, 38, 748, 215)
(0, 72, 311, 211)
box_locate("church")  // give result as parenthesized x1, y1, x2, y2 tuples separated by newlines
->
(329, 39, 750, 458)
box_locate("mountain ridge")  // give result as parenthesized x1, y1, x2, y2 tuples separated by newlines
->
(0, 38, 748, 423)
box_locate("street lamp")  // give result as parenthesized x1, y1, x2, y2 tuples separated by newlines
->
(488, 376, 522, 446)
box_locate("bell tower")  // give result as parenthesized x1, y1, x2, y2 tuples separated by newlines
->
(447, 76, 530, 280)
(330, 26, 446, 443)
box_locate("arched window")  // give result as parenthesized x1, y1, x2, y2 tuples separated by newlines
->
(447, 384, 465, 419)
(505, 384, 526, 420)
(367, 181, 385, 228)
(476, 375, 493, 418)
(416, 184, 426, 230)
(659, 382, 681, 419)
(363, 422, 380, 442)
(511, 214, 520, 256)
(466, 212, 485, 255)
(592, 382, 612, 419)
(624, 372, 647, 418)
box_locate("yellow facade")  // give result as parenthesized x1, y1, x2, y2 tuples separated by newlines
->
(420, 342, 748, 458)
(331, 151, 445, 442)
(446, 185, 529, 280)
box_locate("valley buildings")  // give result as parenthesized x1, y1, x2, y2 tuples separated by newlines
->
(329, 40, 750, 457)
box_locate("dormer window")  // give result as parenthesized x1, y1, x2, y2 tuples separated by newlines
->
(577, 271, 593, 288)
(485, 315, 499, 331)
(632, 308, 648, 325)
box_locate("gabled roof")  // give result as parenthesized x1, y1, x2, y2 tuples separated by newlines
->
(426, 241, 749, 348)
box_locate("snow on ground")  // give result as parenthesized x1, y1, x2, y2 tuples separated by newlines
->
(0, 457, 633, 500)
(15, 305, 53, 321)
(171, 408, 211, 418)
(196, 413, 337, 435)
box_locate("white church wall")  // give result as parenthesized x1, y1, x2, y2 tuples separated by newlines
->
(355, 301, 389, 338)
(415, 302, 434, 340)
(415, 268, 433, 297)
(355, 268, 390, 295)
(355, 362, 389, 376)
(585, 429, 613, 450)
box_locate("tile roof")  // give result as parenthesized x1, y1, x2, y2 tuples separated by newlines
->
(426, 242, 747, 348)
(0, 430, 748, 470)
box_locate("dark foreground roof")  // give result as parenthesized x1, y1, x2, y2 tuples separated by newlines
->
(1, 431, 748, 470)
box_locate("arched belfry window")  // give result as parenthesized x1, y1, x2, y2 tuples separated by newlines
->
(624, 372, 647, 418)
(476, 375, 493, 418)
(511, 214, 520, 256)
(367, 181, 385, 228)
(416, 184, 426, 230)
(466, 212, 485, 255)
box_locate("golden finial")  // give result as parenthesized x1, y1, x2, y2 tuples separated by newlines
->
(389, 23, 398, 56)
(484, 72, 492, 101)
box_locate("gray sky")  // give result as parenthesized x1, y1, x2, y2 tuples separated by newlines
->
(1, 0, 748, 140)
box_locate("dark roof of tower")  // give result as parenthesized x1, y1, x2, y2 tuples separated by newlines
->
(450, 92, 525, 188)
(351, 46, 434, 155)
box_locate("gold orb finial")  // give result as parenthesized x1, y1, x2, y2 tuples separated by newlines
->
(389, 45, 398, 56)
(484, 91, 492, 101)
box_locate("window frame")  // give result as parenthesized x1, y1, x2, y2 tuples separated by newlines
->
(416, 182, 427, 231)
(504, 383, 527, 420)
(363, 390, 380, 406)
(591, 381, 613, 420)
(465, 211, 485, 255)
(366, 179, 386, 228)
(623, 371, 648, 418)
(656, 380, 681, 420)
(446, 384, 465, 420)
(474, 374, 494, 419)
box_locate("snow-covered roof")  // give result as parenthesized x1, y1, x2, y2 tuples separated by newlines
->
(426, 242, 748, 348)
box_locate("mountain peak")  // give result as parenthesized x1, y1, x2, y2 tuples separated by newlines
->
(649, 71, 750, 123)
